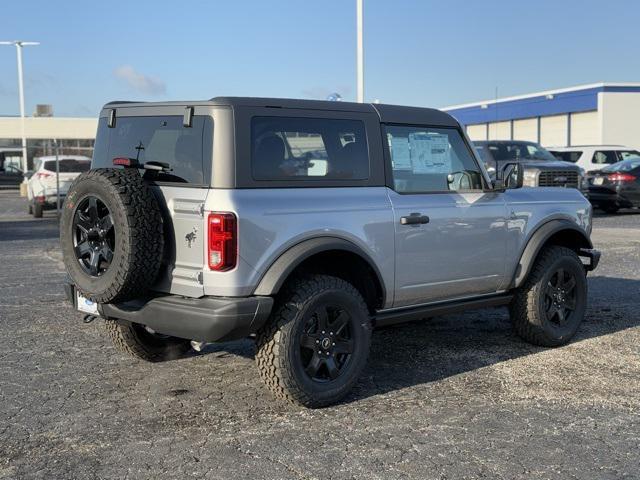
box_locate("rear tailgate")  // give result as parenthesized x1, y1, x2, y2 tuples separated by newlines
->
(151, 185, 208, 298)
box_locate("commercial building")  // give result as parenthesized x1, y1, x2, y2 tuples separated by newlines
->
(0, 116, 98, 167)
(442, 82, 640, 150)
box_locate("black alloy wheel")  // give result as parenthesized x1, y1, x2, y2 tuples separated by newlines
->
(544, 267, 578, 327)
(300, 303, 354, 382)
(73, 196, 115, 277)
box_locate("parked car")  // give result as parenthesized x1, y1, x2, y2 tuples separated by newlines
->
(60, 98, 599, 408)
(586, 158, 640, 213)
(549, 145, 640, 172)
(27, 155, 91, 217)
(0, 148, 24, 189)
(474, 140, 584, 189)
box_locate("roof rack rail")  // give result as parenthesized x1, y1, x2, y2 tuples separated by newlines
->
(104, 100, 145, 106)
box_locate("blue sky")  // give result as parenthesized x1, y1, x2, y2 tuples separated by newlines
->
(1, 0, 639, 117)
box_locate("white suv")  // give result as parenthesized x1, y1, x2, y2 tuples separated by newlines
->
(549, 145, 640, 172)
(27, 155, 91, 217)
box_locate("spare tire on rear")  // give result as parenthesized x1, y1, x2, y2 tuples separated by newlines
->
(60, 168, 164, 303)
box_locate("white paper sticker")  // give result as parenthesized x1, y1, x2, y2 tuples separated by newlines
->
(390, 136, 412, 170)
(408, 133, 451, 174)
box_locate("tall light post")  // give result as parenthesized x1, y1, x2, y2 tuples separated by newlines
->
(356, 0, 364, 103)
(0, 40, 40, 185)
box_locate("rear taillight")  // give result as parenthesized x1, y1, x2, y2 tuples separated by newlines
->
(35, 171, 54, 180)
(208, 212, 237, 271)
(607, 173, 636, 183)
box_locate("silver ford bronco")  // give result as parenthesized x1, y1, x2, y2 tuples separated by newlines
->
(61, 97, 600, 407)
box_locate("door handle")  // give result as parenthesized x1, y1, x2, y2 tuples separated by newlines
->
(400, 213, 430, 225)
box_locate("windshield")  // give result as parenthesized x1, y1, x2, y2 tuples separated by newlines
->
(486, 142, 557, 162)
(601, 158, 640, 173)
(550, 151, 582, 163)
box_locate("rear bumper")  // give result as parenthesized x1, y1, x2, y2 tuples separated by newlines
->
(65, 284, 273, 342)
(586, 190, 633, 208)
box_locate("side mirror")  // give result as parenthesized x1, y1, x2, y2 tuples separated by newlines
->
(493, 163, 523, 190)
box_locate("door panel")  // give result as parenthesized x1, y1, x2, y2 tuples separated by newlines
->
(389, 190, 507, 306)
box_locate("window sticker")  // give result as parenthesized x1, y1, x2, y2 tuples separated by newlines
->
(390, 136, 412, 170)
(408, 133, 451, 174)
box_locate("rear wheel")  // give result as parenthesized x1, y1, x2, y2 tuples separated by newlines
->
(510, 246, 587, 347)
(602, 204, 619, 214)
(256, 275, 372, 408)
(33, 202, 43, 218)
(105, 319, 191, 362)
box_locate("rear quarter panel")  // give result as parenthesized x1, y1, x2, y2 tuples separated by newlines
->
(202, 187, 395, 306)
(503, 187, 592, 281)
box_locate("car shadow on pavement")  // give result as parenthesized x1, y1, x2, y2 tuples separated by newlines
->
(343, 275, 639, 404)
(0, 218, 60, 242)
(593, 209, 640, 217)
(185, 275, 639, 406)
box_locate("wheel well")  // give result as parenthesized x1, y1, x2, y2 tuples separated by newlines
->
(543, 228, 591, 252)
(513, 225, 593, 288)
(287, 249, 384, 313)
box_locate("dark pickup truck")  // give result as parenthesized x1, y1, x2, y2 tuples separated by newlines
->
(475, 140, 584, 189)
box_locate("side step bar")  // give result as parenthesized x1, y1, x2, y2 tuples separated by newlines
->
(375, 293, 513, 328)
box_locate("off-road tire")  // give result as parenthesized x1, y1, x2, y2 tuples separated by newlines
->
(60, 168, 164, 303)
(105, 319, 191, 362)
(33, 202, 43, 218)
(509, 246, 587, 347)
(255, 275, 372, 408)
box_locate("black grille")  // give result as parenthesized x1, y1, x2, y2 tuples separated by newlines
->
(538, 170, 579, 188)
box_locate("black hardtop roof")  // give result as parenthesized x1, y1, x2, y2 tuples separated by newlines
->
(104, 97, 459, 127)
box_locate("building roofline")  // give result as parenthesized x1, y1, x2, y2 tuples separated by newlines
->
(441, 82, 640, 111)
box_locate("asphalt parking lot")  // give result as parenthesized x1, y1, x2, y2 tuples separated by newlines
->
(0, 190, 638, 480)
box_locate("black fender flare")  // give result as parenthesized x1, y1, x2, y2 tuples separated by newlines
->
(253, 236, 386, 304)
(512, 219, 593, 288)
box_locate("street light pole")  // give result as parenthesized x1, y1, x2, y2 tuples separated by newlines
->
(356, 0, 364, 103)
(0, 40, 40, 185)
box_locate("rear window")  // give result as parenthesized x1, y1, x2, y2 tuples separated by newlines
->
(43, 159, 90, 173)
(592, 150, 618, 165)
(618, 150, 640, 161)
(551, 151, 582, 163)
(251, 116, 369, 181)
(92, 115, 211, 185)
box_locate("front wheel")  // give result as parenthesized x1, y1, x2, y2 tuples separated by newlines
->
(256, 275, 372, 408)
(105, 319, 191, 362)
(510, 246, 587, 347)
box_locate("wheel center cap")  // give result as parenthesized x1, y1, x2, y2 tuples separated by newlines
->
(320, 337, 332, 350)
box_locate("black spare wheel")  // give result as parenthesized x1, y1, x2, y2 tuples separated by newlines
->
(60, 168, 164, 303)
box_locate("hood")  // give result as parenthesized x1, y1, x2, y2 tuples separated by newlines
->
(496, 159, 580, 170)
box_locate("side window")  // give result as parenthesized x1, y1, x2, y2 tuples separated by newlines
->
(385, 125, 483, 193)
(251, 116, 369, 181)
(592, 150, 618, 165)
(92, 115, 211, 185)
(618, 150, 640, 161)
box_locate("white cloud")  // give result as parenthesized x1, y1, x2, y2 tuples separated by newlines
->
(114, 65, 166, 95)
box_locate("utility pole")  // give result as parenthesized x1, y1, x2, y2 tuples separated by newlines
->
(0, 40, 40, 193)
(356, 0, 364, 103)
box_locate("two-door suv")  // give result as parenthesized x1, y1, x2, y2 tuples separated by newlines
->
(61, 97, 600, 407)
